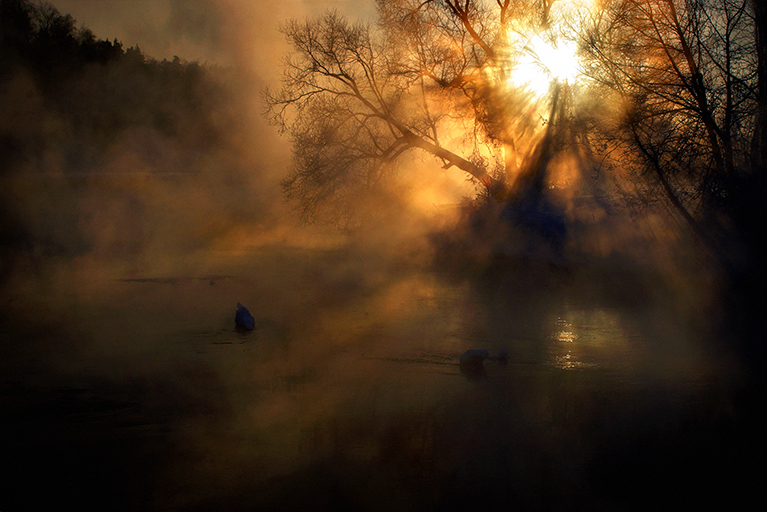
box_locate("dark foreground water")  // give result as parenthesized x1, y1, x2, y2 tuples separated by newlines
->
(0, 245, 762, 511)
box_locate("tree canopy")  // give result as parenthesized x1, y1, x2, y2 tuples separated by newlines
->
(579, 0, 763, 258)
(1, 0, 230, 176)
(265, 0, 572, 225)
(266, 0, 767, 271)
(0, 0, 243, 268)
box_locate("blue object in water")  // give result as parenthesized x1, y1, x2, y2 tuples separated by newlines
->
(235, 302, 255, 330)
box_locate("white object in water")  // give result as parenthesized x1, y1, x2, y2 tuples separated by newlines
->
(235, 302, 255, 330)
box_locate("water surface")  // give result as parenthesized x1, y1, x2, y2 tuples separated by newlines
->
(0, 246, 756, 510)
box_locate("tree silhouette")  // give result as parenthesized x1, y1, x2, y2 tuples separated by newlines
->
(0, 0, 229, 170)
(569, 0, 767, 370)
(265, 0, 584, 227)
(0, 0, 239, 273)
(267, 0, 766, 271)
(579, 0, 761, 254)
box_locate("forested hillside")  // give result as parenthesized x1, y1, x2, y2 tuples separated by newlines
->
(1, 0, 257, 273)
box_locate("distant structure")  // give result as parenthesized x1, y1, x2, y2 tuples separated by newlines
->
(235, 303, 255, 331)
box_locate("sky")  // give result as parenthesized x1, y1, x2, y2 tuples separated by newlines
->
(49, 0, 376, 79)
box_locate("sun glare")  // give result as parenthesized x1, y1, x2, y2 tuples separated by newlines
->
(505, 0, 593, 96)
(509, 35, 581, 95)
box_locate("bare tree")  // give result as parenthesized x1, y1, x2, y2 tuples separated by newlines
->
(266, 0, 765, 268)
(264, 1, 573, 225)
(578, 0, 760, 255)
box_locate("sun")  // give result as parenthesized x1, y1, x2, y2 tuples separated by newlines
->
(505, 0, 591, 96)
(508, 34, 582, 95)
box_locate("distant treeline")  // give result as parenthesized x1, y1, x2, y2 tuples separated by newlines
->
(0, 0, 248, 272)
(0, 0, 230, 175)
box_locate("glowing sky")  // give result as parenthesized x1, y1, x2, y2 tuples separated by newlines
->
(48, 1, 376, 76)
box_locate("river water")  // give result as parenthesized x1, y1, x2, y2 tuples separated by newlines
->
(0, 243, 759, 510)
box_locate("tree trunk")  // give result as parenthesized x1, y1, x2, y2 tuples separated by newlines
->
(509, 83, 563, 197)
(752, 1, 767, 172)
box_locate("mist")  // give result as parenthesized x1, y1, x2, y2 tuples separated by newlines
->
(1, 1, 762, 510)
